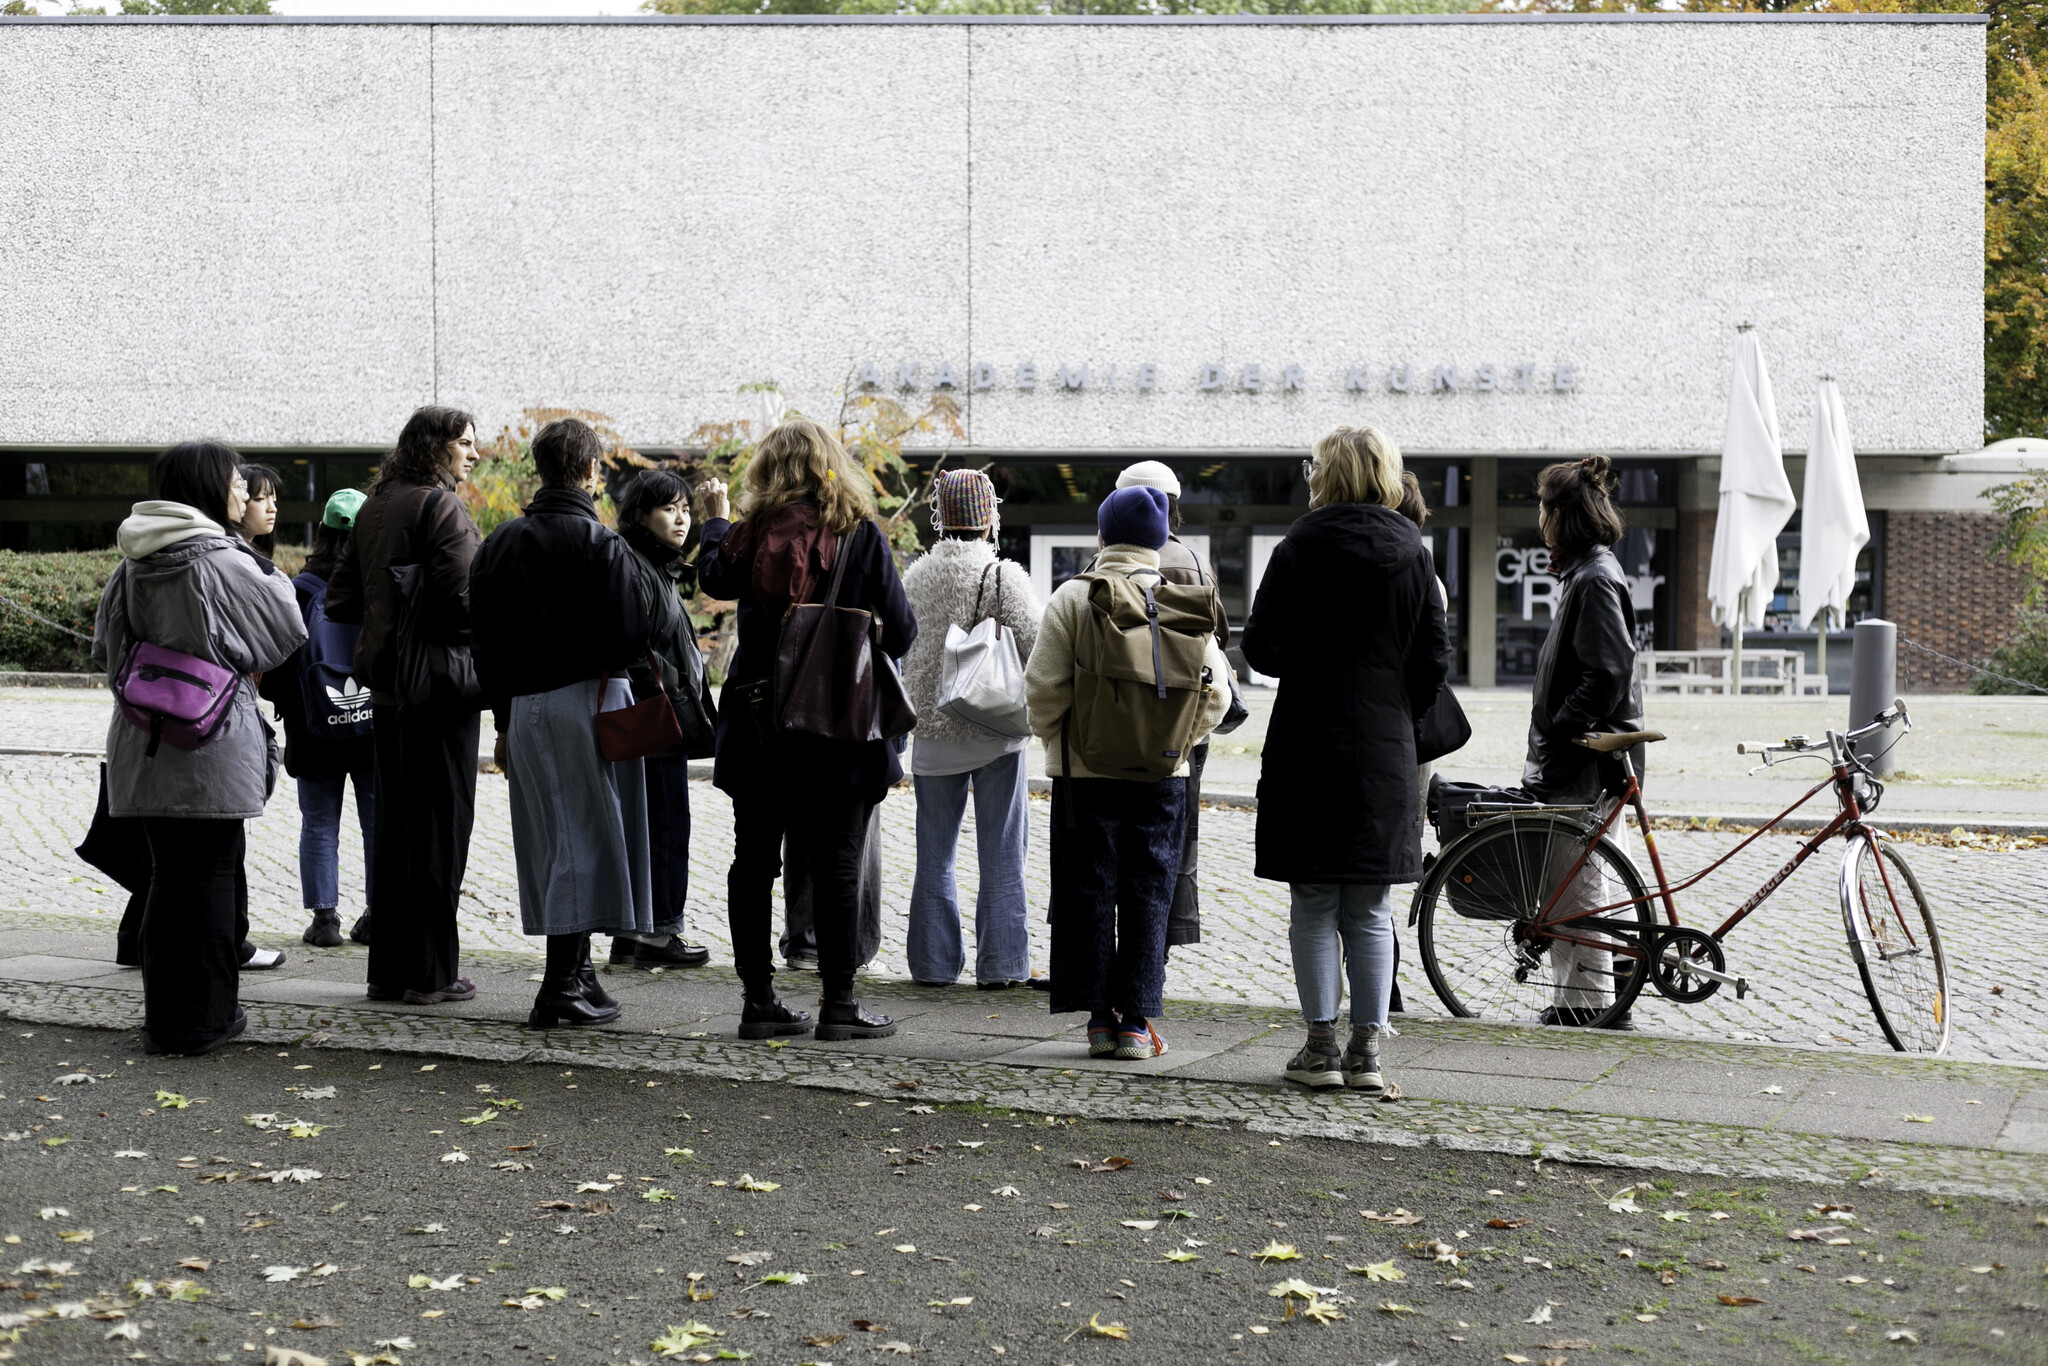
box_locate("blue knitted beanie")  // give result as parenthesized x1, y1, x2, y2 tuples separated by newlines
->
(1097, 486, 1170, 551)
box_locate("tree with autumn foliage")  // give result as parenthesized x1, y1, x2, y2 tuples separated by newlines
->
(467, 407, 651, 536)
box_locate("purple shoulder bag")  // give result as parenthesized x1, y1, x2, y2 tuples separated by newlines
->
(110, 568, 241, 758)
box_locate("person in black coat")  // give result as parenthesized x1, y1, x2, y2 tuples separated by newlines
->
(695, 417, 916, 1045)
(611, 467, 717, 971)
(1241, 425, 1449, 1097)
(470, 418, 654, 1030)
(1522, 455, 1647, 1030)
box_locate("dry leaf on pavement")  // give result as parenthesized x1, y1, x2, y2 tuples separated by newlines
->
(1717, 1295, 1767, 1307)
(1087, 1312, 1130, 1340)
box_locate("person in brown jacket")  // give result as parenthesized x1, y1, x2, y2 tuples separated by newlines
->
(325, 405, 484, 1005)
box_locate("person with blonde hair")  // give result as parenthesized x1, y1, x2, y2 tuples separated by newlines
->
(697, 417, 917, 1042)
(1241, 425, 1449, 1094)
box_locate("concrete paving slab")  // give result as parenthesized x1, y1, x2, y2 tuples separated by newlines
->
(234, 977, 389, 1008)
(988, 1028, 1236, 1076)
(1769, 1102, 2011, 1149)
(1393, 1069, 1593, 1111)
(1993, 1119, 2048, 1155)
(1388, 1040, 1620, 1083)
(1160, 1045, 1294, 1087)
(1554, 1087, 1791, 1130)
(1795, 1073, 2016, 1118)
(1593, 1056, 1816, 1100)
(0, 953, 132, 983)
(900, 1001, 1080, 1040)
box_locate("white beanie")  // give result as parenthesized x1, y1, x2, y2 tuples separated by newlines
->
(1116, 460, 1181, 497)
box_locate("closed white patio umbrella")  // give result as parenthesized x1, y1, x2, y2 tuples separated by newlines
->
(1797, 378, 1870, 693)
(1707, 327, 1798, 694)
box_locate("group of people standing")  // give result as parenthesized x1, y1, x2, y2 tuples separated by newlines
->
(89, 406, 1644, 1096)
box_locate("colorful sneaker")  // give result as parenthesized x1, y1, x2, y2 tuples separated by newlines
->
(1114, 1024, 1168, 1060)
(1087, 1026, 1119, 1058)
(1283, 1043, 1345, 1090)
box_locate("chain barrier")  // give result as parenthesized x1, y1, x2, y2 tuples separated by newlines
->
(1898, 636, 2048, 696)
(0, 593, 95, 643)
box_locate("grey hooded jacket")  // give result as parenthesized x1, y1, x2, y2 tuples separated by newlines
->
(91, 502, 308, 820)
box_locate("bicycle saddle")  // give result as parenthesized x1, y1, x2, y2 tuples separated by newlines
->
(1574, 730, 1666, 752)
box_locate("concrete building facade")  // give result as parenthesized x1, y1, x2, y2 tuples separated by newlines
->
(0, 12, 2008, 686)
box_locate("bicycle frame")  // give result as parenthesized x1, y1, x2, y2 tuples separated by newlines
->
(1524, 744, 1870, 960)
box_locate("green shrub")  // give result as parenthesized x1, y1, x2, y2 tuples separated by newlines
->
(0, 549, 121, 672)
(1968, 607, 2048, 694)
(0, 545, 307, 674)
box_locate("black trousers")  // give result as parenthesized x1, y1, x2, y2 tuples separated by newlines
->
(139, 817, 247, 1050)
(368, 702, 480, 995)
(1048, 776, 1186, 1019)
(729, 788, 871, 998)
(779, 803, 883, 968)
(645, 753, 692, 937)
(1166, 741, 1206, 948)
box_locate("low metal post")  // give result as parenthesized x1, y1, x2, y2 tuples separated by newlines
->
(1848, 617, 1897, 776)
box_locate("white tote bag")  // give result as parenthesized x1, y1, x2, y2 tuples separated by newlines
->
(935, 562, 1032, 739)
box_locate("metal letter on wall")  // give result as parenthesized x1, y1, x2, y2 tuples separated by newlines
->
(1514, 362, 1537, 392)
(1240, 363, 1262, 393)
(1553, 363, 1577, 392)
(1388, 364, 1411, 393)
(1137, 362, 1158, 391)
(1432, 365, 1458, 393)
(1345, 364, 1371, 391)
(1198, 363, 1225, 392)
(897, 361, 918, 389)
(971, 361, 996, 390)
(1474, 363, 1497, 392)
(933, 361, 961, 390)
(858, 361, 883, 390)
(1281, 363, 1305, 391)
(1057, 362, 1089, 390)
(1016, 361, 1038, 391)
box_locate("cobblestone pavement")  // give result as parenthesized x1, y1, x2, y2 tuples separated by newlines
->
(3, 740, 2043, 1066)
(6, 974, 2045, 1204)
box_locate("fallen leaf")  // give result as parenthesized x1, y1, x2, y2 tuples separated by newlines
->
(957, 1141, 984, 1149)
(263, 1266, 306, 1284)
(1486, 1218, 1532, 1230)
(852, 1319, 886, 1332)
(1886, 1329, 1920, 1344)
(1717, 1295, 1767, 1307)
(1526, 1304, 1553, 1324)
(264, 1348, 329, 1366)
(105, 1321, 142, 1341)
(1633, 1312, 1659, 1323)
(1606, 1189, 1644, 1215)
(1902, 1114, 1934, 1124)
(725, 1252, 773, 1267)
(177, 1258, 211, 1272)
(290, 1316, 343, 1330)
(577, 1182, 616, 1193)
(440, 1152, 469, 1164)
(877, 1340, 915, 1355)
(57, 1230, 93, 1243)
(1087, 1312, 1129, 1340)
(1841, 1275, 1869, 1285)
(299, 1086, 337, 1100)
(1348, 1260, 1405, 1282)
(1661, 1211, 1691, 1223)
(905, 1105, 936, 1115)
(154, 1091, 191, 1109)
(1377, 1300, 1416, 1316)
(804, 1334, 846, 1347)
(1252, 1241, 1300, 1262)
(1504, 1356, 1533, 1364)
(1162, 1249, 1201, 1263)
(1121, 1220, 1159, 1232)
(734, 1175, 780, 1193)
(650, 1320, 724, 1355)
(114, 1149, 149, 1159)
(1533, 1343, 1593, 1352)
(892, 1244, 917, 1254)
(1361, 1208, 1424, 1225)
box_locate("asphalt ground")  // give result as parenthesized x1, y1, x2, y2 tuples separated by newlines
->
(3, 1029, 2042, 1366)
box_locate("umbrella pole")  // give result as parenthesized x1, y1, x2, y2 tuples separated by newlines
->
(1731, 588, 1747, 696)
(1816, 608, 1829, 695)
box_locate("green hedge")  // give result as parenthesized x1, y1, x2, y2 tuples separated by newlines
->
(1968, 607, 2048, 694)
(0, 545, 308, 673)
(0, 549, 121, 672)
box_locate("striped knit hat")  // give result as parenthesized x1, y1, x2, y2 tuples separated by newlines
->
(932, 469, 998, 531)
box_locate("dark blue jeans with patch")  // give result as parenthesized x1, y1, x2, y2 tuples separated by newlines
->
(1047, 775, 1188, 1020)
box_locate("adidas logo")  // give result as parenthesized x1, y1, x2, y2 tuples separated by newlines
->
(323, 676, 372, 725)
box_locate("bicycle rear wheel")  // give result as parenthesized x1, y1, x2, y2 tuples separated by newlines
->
(1415, 813, 1654, 1029)
(1841, 834, 1951, 1054)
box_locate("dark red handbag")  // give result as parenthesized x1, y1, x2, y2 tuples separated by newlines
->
(774, 524, 917, 743)
(596, 655, 684, 762)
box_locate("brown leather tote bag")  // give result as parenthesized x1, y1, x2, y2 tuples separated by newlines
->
(774, 524, 917, 743)
(596, 655, 684, 762)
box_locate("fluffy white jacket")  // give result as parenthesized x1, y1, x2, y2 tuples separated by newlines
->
(900, 538, 1043, 753)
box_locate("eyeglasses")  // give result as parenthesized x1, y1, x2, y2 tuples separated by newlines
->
(1300, 459, 1318, 479)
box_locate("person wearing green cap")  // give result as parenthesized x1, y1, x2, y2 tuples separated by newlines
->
(255, 486, 379, 949)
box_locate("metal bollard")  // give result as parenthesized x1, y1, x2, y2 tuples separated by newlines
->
(1848, 618, 1898, 776)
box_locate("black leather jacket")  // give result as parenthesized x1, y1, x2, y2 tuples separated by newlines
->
(1521, 543, 1644, 803)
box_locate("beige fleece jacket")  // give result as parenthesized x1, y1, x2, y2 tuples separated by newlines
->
(1023, 545, 1233, 780)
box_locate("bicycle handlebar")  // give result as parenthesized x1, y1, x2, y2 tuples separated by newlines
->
(1733, 697, 1910, 765)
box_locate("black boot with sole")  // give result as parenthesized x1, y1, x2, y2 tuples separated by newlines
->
(528, 933, 620, 1029)
(815, 992, 896, 1042)
(738, 989, 812, 1041)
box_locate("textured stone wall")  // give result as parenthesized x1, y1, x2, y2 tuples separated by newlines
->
(1886, 512, 2031, 692)
(0, 17, 1985, 454)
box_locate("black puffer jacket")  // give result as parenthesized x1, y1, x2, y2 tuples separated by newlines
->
(1240, 502, 1449, 885)
(1522, 543, 1644, 803)
(620, 529, 716, 758)
(468, 486, 651, 731)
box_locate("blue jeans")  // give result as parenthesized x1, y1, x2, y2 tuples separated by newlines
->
(1288, 883, 1394, 1028)
(908, 750, 1031, 984)
(297, 763, 376, 913)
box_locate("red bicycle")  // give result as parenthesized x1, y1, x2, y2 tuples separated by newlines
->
(1412, 699, 1950, 1054)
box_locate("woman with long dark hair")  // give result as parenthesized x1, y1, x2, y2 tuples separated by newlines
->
(1524, 455, 1646, 1030)
(607, 466, 715, 970)
(92, 440, 307, 1053)
(696, 417, 916, 1042)
(232, 464, 284, 562)
(325, 405, 484, 1006)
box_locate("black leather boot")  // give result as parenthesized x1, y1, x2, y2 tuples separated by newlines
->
(302, 909, 343, 948)
(575, 935, 616, 1010)
(348, 912, 372, 946)
(529, 934, 619, 1029)
(815, 996, 896, 1042)
(738, 991, 812, 1041)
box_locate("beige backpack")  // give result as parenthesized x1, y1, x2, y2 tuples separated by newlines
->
(1062, 568, 1217, 783)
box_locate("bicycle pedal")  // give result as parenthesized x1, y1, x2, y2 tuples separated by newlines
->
(1735, 977, 1751, 999)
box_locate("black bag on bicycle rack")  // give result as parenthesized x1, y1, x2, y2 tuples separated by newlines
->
(1426, 777, 1555, 923)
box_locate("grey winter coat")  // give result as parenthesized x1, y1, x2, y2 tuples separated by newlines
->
(91, 504, 307, 820)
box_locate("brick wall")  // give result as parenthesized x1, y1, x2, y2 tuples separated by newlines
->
(1886, 512, 2030, 691)
(1670, 506, 1717, 649)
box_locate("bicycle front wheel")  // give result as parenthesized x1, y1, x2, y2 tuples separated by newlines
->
(1415, 814, 1654, 1029)
(1841, 834, 1951, 1055)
